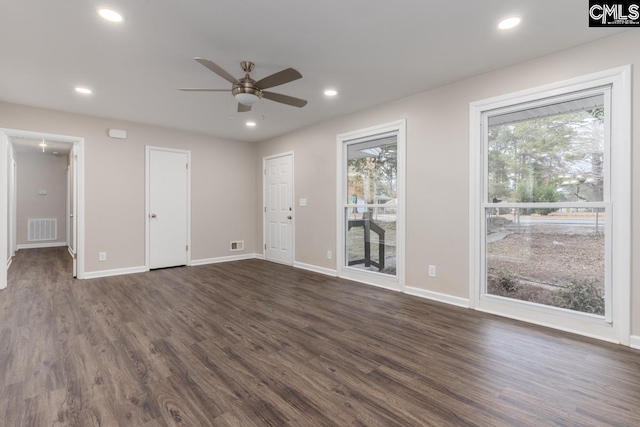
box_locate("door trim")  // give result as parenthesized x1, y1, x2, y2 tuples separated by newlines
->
(9, 159, 17, 259)
(0, 128, 85, 288)
(145, 146, 192, 271)
(262, 151, 295, 265)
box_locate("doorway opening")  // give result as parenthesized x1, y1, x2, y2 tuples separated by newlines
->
(1, 129, 85, 289)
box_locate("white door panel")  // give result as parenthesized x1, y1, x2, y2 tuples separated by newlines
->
(264, 155, 293, 265)
(148, 149, 189, 269)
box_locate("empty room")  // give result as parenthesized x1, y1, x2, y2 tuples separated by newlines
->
(1, 1, 640, 426)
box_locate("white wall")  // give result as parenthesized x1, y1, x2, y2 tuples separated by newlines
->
(255, 31, 640, 335)
(0, 103, 256, 273)
(15, 152, 67, 246)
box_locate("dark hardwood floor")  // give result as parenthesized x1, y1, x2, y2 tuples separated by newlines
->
(1, 248, 639, 426)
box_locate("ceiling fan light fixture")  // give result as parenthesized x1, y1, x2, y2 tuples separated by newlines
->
(246, 121, 256, 127)
(235, 93, 260, 106)
(324, 89, 338, 97)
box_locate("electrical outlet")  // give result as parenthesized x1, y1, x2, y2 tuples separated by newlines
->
(326, 250, 332, 260)
(428, 265, 436, 277)
(99, 252, 107, 261)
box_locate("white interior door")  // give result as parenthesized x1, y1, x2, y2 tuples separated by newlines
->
(148, 147, 189, 269)
(264, 154, 293, 265)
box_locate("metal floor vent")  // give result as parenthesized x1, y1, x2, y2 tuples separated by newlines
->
(230, 240, 244, 251)
(28, 218, 57, 241)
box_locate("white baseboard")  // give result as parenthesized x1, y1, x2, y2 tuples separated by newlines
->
(68, 246, 75, 258)
(293, 261, 337, 277)
(17, 242, 67, 250)
(83, 266, 147, 279)
(6, 257, 12, 270)
(190, 253, 258, 266)
(404, 286, 470, 308)
(475, 305, 620, 345)
(340, 274, 402, 292)
(254, 253, 265, 260)
(630, 335, 640, 350)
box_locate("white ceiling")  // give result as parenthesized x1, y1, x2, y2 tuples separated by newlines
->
(0, 1, 625, 143)
(11, 137, 73, 156)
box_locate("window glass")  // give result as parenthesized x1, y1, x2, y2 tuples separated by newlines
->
(488, 103, 604, 203)
(347, 137, 397, 204)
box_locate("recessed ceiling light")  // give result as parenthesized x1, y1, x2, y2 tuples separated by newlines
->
(98, 8, 124, 23)
(498, 17, 521, 30)
(246, 121, 256, 127)
(324, 89, 338, 97)
(75, 87, 92, 95)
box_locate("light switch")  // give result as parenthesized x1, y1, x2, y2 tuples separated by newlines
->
(299, 198, 307, 207)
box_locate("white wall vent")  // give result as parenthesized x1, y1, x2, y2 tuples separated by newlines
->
(28, 218, 57, 241)
(230, 240, 244, 251)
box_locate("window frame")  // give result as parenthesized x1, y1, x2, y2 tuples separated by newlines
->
(336, 120, 406, 292)
(469, 66, 631, 345)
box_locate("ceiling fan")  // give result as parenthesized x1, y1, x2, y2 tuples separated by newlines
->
(179, 58, 308, 113)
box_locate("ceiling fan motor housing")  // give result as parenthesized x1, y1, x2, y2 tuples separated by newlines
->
(232, 78, 262, 98)
(233, 75, 262, 105)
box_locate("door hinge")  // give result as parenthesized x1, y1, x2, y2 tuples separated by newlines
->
(264, 169, 266, 175)
(264, 206, 266, 213)
(186, 245, 189, 251)
(264, 244, 267, 250)
(186, 163, 189, 170)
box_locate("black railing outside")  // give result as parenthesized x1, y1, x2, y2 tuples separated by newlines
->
(348, 211, 386, 271)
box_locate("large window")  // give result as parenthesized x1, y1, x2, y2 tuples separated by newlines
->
(469, 67, 631, 344)
(337, 121, 405, 291)
(346, 137, 398, 276)
(485, 93, 609, 316)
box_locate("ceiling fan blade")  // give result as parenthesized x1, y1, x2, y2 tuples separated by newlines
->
(237, 103, 252, 113)
(255, 68, 302, 90)
(262, 91, 308, 108)
(178, 88, 231, 92)
(194, 57, 238, 84)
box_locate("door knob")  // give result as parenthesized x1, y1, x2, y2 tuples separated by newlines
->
(287, 215, 292, 220)
(150, 214, 157, 218)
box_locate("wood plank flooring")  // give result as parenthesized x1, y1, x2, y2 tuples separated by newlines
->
(1, 248, 640, 426)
